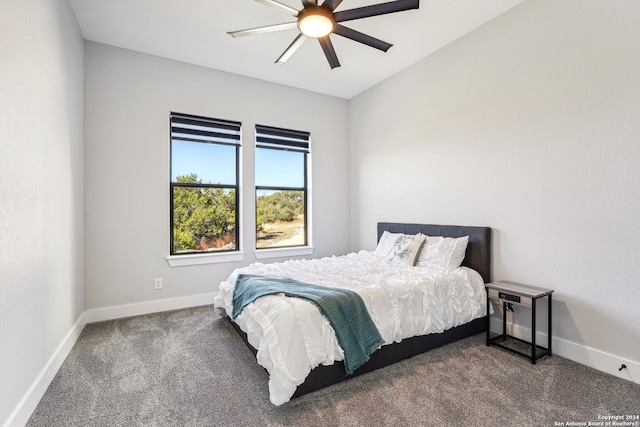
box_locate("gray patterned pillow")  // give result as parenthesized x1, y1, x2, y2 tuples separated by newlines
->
(385, 234, 426, 266)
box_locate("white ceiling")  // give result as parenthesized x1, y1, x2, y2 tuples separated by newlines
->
(69, 0, 524, 99)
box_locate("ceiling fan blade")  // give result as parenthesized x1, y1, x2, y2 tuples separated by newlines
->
(301, 0, 317, 6)
(333, 24, 392, 52)
(254, 0, 300, 16)
(334, 0, 419, 23)
(228, 22, 298, 38)
(322, 0, 344, 11)
(318, 36, 341, 69)
(276, 33, 308, 63)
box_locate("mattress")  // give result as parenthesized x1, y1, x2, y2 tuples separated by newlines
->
(214, 250, 489, 405)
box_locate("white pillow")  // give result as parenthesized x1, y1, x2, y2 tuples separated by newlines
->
(385, 234, 426, 266)
(415, 235, 469, 270)
(374, 231, 404, 257)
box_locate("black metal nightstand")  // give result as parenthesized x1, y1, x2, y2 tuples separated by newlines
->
(486, 281, 554, 364)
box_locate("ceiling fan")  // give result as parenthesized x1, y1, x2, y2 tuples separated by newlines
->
(228, 0, 420, 69)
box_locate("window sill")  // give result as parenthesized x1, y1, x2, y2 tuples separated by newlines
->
(166, 251, 245, 267)
(255, 246, 315, 260)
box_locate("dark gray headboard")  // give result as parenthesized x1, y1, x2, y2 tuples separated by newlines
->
(377, 222, 492, 283)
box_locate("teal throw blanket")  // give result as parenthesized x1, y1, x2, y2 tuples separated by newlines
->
(232, 274, 384, 374)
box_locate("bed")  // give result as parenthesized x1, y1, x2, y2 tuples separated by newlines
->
(214, 222, 492, 405)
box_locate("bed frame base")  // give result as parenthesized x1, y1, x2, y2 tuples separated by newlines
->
(229, 315, 486, 399)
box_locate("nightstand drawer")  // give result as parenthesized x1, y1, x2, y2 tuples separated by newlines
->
(488, 288, 533, 307)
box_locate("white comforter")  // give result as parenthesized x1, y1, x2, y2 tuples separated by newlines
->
(214, 250, 488, 405)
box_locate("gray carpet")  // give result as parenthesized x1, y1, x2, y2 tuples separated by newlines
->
(27, 306, 640, 427)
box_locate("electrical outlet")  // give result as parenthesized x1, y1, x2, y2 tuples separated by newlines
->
(154, 277, 163, 290)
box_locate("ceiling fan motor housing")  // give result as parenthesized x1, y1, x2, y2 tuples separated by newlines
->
(297, 5, 335, 38)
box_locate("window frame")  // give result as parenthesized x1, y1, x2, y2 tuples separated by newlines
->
(169, 112, 241, 256)
(255, 124, 310, 250)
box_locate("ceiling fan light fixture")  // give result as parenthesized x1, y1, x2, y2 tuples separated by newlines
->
(298, 9, 334, 38)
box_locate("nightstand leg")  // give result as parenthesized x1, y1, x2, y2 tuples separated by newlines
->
(531, 298, 537, 364)
(548, 294, 552, 356)
(486, 291, 490, 346)
(502, 301, 507, 338)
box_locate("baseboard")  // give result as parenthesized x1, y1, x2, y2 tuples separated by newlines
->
(4, 293, 216, 427)
(490, 319, 639, 385)
(83, 292, 216, 323)
(4, 314, 86, 427)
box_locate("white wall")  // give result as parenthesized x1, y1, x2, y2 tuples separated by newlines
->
(350, 0, 640, 376)
(84, 42, 350, 310)
(0, 0, 85, 425)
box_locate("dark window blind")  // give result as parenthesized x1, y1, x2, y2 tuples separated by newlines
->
(171, 112, 241, 146)
(255, 124, 310, 153)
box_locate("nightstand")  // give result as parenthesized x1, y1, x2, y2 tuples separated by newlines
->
(485, 281, 554, 364)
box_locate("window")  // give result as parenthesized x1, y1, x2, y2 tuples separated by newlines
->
(255, 124, 310, 249)
(170, 112, 241, 255)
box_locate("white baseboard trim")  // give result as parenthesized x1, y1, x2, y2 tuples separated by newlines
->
(4, 315, 86, 427)
(490, 319, 639, 384)
(83, 292, 217, 323)
(5, 293, 216, 427)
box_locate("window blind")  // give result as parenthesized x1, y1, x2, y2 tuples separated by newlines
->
(171, 112, 241, 146)
(255, 124, 310, 153)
